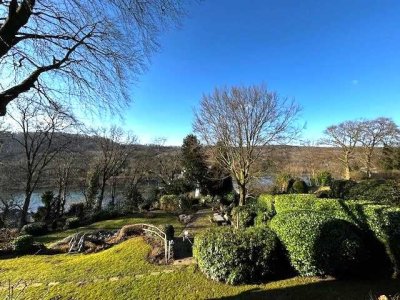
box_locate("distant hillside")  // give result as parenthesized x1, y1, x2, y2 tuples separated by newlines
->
(0, 131, 389, 183)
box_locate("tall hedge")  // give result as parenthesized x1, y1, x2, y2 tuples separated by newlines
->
(270, 210, 371, 277)
(193, 226, 287, 284)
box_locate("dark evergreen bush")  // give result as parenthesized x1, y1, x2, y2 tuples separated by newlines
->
(193, 226, 287, 284)
(347, 179, 400, 205)
(64, 217, 81, 229)
(329, 179, 357, 199)
(21, 222, 48, 236)
(13, 235, 35, 254)
(66, 203, 85, 219)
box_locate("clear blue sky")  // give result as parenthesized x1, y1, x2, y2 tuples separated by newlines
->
(119, 0, 400, 145)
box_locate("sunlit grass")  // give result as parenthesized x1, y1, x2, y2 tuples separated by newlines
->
(1, 212, 400, 299)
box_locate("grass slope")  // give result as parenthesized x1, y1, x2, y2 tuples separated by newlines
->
(1, 213, 399, 299)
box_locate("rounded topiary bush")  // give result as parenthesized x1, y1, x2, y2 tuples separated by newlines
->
(270, 210, 370, 277)
(291, 180, 309, 194)
(21, 222, 48, 236)
(13, 234, 35, 254)
(193, 226, 286, 284)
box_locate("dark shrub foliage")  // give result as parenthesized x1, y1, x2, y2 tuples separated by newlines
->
(204, 165, 233, 197)
(329, 179, 357, 199)
(290, 180, 308, 194)
(270, 211, 370, 277)
(193, 226, 287, 284)
(347, 179, 400, 205)
(90, 209, 121, 223)
(21, 222, 48, 236)
(64, 217, 81, 229)
(123, 185, 143, 212)
(66, 203, 86, 219)
(13, 235, 35, 254)
(164, 178, 195, 195)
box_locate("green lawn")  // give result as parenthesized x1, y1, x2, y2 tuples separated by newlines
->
(1, 212, 400, 299)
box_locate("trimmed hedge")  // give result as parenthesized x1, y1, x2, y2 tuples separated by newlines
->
(347, 179, 400, 205)
(21, 222, 48, 236)
(270, 210, 371, 277)
(255, 194, 276, 226)
(193, 226, 287, 284)
(231, 205, 257, 228)
(261, 193, 400, 277)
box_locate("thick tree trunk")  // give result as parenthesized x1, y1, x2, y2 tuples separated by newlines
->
(344, 152, 351, 180)
(19, 193, 31, 229)
(344, 165, 351, 180)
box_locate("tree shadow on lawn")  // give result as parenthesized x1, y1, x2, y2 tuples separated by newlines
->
(209, 278, 400, 300)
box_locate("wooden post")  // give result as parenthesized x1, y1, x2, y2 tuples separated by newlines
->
(165, 237, 168, 263)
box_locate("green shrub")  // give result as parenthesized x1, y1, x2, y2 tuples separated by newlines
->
(290, 179, 309, 193)
(270, 210, 370, 277)
(21, 222, 48, 236)
(13, 235, 35, 254)
(313, 171, 333, 186)
(159, 195, 180, 211)
(64, 217, 81, 229)
(178, 195, 192, 211)
(193, 226, 286, 284)
(275, 173, 293, 193)
(254, 194, 276, 226)
(67, 203, 85, 219)
(329, 179, 357, 199)
(347, 180, 400, 205)
(90, 209, 121, 223)
(231, 204, 258, 228)
(266, 194, 400, 277)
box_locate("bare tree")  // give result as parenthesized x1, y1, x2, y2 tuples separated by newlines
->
(91, 126, 137, 211)
(194, 84, 301, 205)
(359, 117, 400, 177)
(5, 98, 77, 227)
(147, 138, 182, 187)
(51, 150, 80, 216)
(0, 0, 185, 116)
(321, 120, 363, 180)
